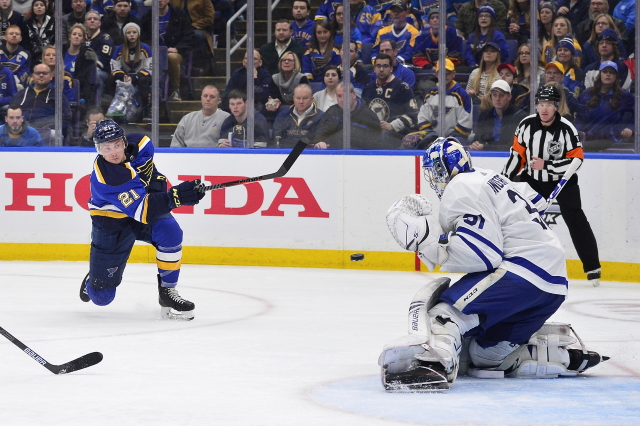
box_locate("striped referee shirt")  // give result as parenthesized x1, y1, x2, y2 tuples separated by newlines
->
(502, 112, 584, 182)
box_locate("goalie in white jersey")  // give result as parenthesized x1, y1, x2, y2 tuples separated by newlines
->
(380, 137, 607, 391)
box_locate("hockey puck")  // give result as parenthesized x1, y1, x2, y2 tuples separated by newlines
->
(350, 253, 365, 262)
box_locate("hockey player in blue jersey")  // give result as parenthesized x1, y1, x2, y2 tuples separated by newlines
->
(79, 119, 205, 320)
(380, 137, 607, 390)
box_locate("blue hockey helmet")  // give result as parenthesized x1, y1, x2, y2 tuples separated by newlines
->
(93, 119, 126, 149)
(422, 137, 472, 198)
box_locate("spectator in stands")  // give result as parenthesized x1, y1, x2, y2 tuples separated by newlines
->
(0, 0, 24, 43)
(370, 39, 415, 88)
(514, 43, 545, 88)
(291, 0, 314, 49)
(466, 42, 499, 102)
(506, 0, 531, 45)
(101, 0, 140, 46)
(495, 62, 529, 110)
(575, 0, 627, 48)
(468, 79, 527, 151)
(555, 37, 584, 98)
(379, 0, 421, 30)
(464, 3, 510, 68)
(23, 0, 55, 65)
(582, 14, 626, 69)
(413, 6, 464, 69)
(84, 10, 114, 103)
(371, 1, 419, 64)
(349, 0, 382, 44)
(518, 61, 580, 117)
(612, 0, 634, 53)
(313, 81, 382, 149)
(541, 16, 583, 66)
(222, 49, 280, 115)
(169, 0, 214, 62)
(39, 45, 75, 102)
(538, 2, 557, 58)
(91, 0, 139, 16)
(313, 65, 341, 112)
(402, 59, 472, 149)
(266, 51, 309, 113)
(109, 22, 151, 118)
(302, 20, 341, 83)
(141, 0, 195, 102)
(260, 19, 306, 75)
(11, 64, 72, 141)
(62, 0, 87, 45)
(171, 85, 230, 148)
(218, 90, 270, 148)
(211, 0, 237, 47)
(78, 105, 104, 146)
(577, 60, 634, 151)
(0, 104, 43, 146)
(362, 53, 418, 146)
(0, 61, 17, 109)
(557, 0, 590, 29)
(272, 83, 325, 148)
(341, 39, 369, 96)
(455, 0, 507, 39)
(583, 28, 630, 90)
(331, 4, 363, 50)
(0, 25, 31, 88)
(63, 23, 98, 105)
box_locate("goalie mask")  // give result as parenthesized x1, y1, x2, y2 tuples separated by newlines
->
(422, 137, 472, 199)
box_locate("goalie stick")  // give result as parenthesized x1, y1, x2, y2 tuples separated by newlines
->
(197, 139, 307, 192)
(539, 157, 582, 215)
(0, 326, 103, 374)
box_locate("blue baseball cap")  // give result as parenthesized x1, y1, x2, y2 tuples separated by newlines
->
(599, 60, 618, 73)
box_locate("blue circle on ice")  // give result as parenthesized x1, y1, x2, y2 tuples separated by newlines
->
(310, 375, 640, 425)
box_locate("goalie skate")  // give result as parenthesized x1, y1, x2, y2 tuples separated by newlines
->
(158, 277, 195, 321)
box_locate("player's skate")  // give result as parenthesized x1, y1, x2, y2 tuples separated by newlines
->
(80, 273, 90, 302)
(158, 275, 195, 320)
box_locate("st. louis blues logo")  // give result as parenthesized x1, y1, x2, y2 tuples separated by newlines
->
(369, 99, 390, 121)
(107, 267, 118, 277)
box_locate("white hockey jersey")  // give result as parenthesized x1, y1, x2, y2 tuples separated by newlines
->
(419, 168, 568, 296)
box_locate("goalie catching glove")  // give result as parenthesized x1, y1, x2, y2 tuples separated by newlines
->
(386, 194, 449, 269)
(168, 180, 205, 209)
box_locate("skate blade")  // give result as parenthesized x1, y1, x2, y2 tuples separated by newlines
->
(160, 306, 194, 321)
(382, 365, 450, 392)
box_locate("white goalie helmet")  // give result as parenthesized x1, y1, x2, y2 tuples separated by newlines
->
(422, 137, 472, 199)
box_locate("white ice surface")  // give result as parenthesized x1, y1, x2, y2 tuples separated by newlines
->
(1, 261, 639, 425)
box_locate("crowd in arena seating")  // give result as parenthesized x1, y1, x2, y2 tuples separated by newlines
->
(0, 0, 635, 151)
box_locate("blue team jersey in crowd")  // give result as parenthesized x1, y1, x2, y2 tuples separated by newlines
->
(292, 19, 315, 49)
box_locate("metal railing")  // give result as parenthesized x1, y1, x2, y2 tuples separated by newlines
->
(226, 1, 282, 83)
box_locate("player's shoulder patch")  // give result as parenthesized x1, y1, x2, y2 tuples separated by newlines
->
(400, 81, 411, 90)
(103, 33, 111, 40)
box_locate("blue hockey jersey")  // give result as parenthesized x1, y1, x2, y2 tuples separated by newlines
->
(89, 133, 169, 229)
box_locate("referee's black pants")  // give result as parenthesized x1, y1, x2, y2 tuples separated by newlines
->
(522, 173, 601, 273)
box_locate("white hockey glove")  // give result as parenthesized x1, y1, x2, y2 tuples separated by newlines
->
(386, 195, 441, 252)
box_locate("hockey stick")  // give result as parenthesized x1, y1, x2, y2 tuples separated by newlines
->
(539, 157, 582, 215)
(198, 139, 308, 192)
(0, 326, 103, 375)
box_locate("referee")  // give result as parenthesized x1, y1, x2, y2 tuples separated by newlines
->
(502, 85, 601, 286)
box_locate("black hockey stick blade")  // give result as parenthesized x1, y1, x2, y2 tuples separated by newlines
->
(199, 139, 307, 192)
(0, 326, 103, 375)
